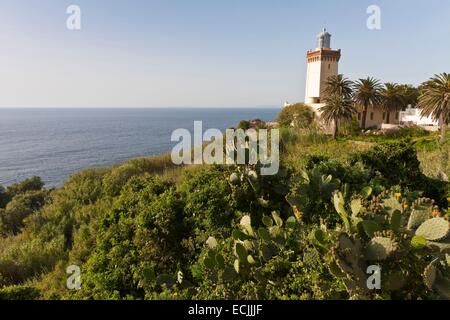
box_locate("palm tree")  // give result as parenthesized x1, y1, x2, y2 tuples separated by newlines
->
(353, 77, 383, 129)
(319, 94, 356, 140)
(320, 75, 355, 140)
(380, 83, 403, 124)
(418, 73, 450, 143)
(398, 84, 419, 108)
(323, 74, 354, 100)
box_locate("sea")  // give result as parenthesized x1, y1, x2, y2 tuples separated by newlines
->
(0, 108, 280, 187)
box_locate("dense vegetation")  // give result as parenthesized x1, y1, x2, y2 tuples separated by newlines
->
(0, 118, 449, 300)
(1, 72, 449, 300)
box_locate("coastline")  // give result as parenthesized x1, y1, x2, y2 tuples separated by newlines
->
(0, 108, 280, 187)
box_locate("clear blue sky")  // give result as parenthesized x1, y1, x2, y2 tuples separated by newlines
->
(0, 0, 449, 108)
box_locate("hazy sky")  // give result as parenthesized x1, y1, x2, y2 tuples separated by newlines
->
(0, 0, 449, 108)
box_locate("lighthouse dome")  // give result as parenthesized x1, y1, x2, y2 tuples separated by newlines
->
(317, 28, 331, 49)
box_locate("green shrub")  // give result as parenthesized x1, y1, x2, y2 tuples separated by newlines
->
(0, 190, 48, 236)
(180, 167, 237, 234)
(339, 118, 361, 137)
(0, 186, 9, 209)
(277, 103, 314, 128)
(395, 125, 430, 138)
(355, 141, 449, 207)
(355, 141, 422, 186)
(0, 285, 40, 300)
(6, 176, 44, 198)
(102, 163, 143, 197)
(76, 174, 186, 299)
(0, 235, 66, 286)
(237, 120, 251, 130)
(61, 168, 109, 206)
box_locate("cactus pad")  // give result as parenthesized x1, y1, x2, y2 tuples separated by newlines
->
(423, 262, 437, 290)
(206, 236, 218, 249)
(365, 236, 398, 261)
(407, 206, 432, 230)
(416, 218, 449, 241)
(381, 196, 403, 215)
(303, 247, 321, 268)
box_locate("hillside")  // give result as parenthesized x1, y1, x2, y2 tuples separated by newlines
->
(0, 124, 449, 300)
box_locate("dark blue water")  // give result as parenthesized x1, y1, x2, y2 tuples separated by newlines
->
(0, 108, 279, 187)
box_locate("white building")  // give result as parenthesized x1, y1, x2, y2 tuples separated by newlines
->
(303, 30, 439, 131)
(399, 107, 438, 126)
(305, 29, 341, 105)
(304, 29, 341, 130)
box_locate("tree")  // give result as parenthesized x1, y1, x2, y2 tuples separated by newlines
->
(277, 103, 313, 128)
(417, 73, 450, 144)
(353, 77, 382, 129)
(319, 95, 356, 140)
(323, 74, 354, 100)
(319, 75, 356, 139)
(380, 83, 403, 124)
(398, 84, 419, 108)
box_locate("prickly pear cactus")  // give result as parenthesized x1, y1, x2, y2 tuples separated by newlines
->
(407, 199, 434, 230)
(416, 218, 449, 241)
(330, 234, 369, 298)
(365, 236, 399, 261)
(423, 260, 437, 290)
(324, 193, 450, 300)
(422, 258, 450, 299)
(381, 195, 404, 215)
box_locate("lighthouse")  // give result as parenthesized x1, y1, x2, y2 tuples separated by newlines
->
(305, 29, 341, 105)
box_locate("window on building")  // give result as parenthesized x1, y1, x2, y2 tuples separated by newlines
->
(395, 112, 399, 120)
(370, 112, 374, 120)
(357, 113, 361, 120)
(328, 64, 330, 70)
(382, 112, 386, 120)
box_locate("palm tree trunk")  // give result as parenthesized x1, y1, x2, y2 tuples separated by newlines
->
(333, 118, 338, 140)
(440, 121, 447, 144)
(439, 116, 448, 179)
(361, 105, 368, 130)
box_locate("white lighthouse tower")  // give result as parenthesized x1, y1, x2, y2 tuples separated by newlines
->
(305, 29, 341, 105)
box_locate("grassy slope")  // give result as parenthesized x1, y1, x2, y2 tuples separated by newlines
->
(0, 126, 448, 299)
(282, 127, 449, 180)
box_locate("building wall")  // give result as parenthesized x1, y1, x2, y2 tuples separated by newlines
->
(309, 103, 335, 134)
(400, 108, 439, 126)
(305, 61, 322, 103)
(356, 107, 400, 129)
(305, 50, 339, 104)
(319, 58, 339, 100)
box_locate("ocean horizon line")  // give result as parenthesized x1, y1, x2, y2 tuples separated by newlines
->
(0, 106, 282, 110)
